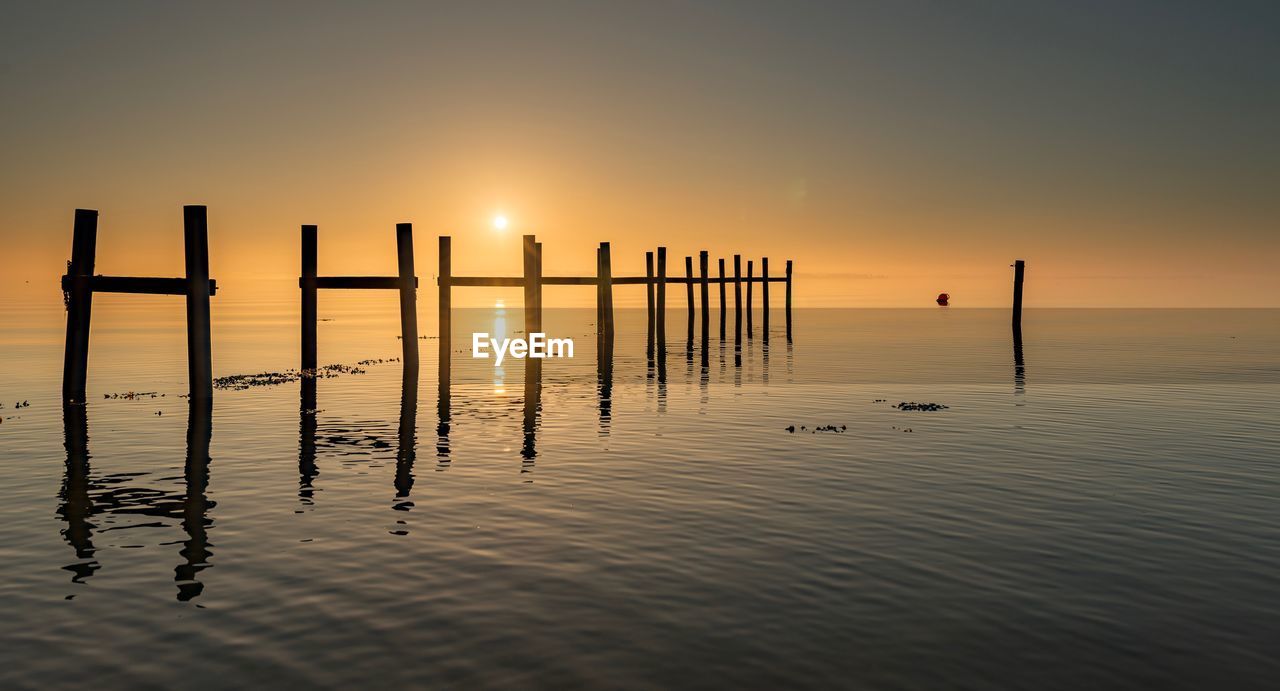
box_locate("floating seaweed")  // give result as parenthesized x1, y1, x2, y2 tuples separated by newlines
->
(893, 402, 949, 412)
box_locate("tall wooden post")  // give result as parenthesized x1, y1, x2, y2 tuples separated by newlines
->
(1013, 259, 1025, 332)
(523, 235, 538, 337)
(301, 225, 318, 374)
(685, 256, 695, 350)
(645, 251, 655, 357)
(785, 259, 794, 343)
(600, 242, 614, 341)
(535, 241, 544, 333)
(733, 255, 742, 349)
(761, 257, 770, 344)
(746, 259, 754, 338)
(396, 223, 419, 371)
(437, 235, 451, 404)
(596, 247, 604, 336)
(62, 208, 98, 404)
(718, 258, 726, 340)
(656, 247, 667, 358)
(699, 251, 709, 347)
(183, 206, 213, 401)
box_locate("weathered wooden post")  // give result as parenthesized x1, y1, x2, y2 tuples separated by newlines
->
(1012, 259, 1025, 332)
(746, 259, 754, 338)
(62, 209, 98, 404)
(656, 247, 667, 358)
(786, 259, 794, 343)
(184, 205, 214, 402)
(396, 223, 419, 371)
(734, 255, 742, 349)
(718, 258, 726, 340)
(645, 251, 655, 358)
(535, 240, 545, 332)
(301, 225, 318, 374)
(762, 257, 770, 343)
(438, 235, 451, 400)
(699, 251, 709, 348)
(600, 242, 614, 341)
(523, 235, 538, 337)
(685, 255, 695, 350)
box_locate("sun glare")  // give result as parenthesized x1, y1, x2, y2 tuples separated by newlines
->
(492, 214, 509, 231)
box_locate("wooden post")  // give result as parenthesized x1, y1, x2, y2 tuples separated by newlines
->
(746, 259, 754, 338)
(523, 235, 538, 337)
(600, 242, 614, 341)
(438, 235, 451, 403)
(1012, 259, 1025, 332)
(786, 259, 793, 343)
(718, 258, 726, 340)
(183, 205, 213, 401)
(396, 223, 419, 371)
(761, 257, 770, 343)
(685, 255, 694, 350)
(535, 241, 543, 333)
(733, 255, 742, 349)
(699, 251, 709, 347)
(656, 247, 667, 358)
(301, 225, 318, 374)
(596, 247, 604, 337)
(62, 208, 98, 404)
(645, 251, 655, 357)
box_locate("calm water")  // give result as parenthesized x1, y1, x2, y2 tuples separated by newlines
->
(1, 295, 1278, 689)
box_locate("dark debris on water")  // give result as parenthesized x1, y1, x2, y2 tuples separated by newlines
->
(892, 402, 949, 412)
(785, 424, 847, 434)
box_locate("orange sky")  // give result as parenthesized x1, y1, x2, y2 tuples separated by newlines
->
(2, 3, 1276, 308)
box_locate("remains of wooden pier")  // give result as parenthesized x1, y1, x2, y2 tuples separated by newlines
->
(300, 223, 420, 374)
(435, 234, 794, 388)
(61, 206, 217, 403)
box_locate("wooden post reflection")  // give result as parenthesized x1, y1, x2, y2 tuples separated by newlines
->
(393, 368, 419, 508)
(299, 378, 318, 506)
(59, 404, 99, 583)
(521, 358, 542, 470)
(175, 398, 213, 601)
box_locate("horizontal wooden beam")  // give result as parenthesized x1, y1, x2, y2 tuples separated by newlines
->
(310, 276, 417, 290)
(62, 275, 218, 296)
(447, 275, 786, 287)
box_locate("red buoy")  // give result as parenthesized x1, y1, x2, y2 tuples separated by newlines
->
(936, 293, 950, 306)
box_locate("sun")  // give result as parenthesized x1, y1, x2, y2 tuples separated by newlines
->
(492, 214, 509, 231)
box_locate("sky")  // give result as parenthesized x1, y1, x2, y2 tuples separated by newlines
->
(1, 0, 1277, 307)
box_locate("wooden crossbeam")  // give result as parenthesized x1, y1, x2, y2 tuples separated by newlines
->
(61, 275, 218, 296)
(309, 276, 418, 289)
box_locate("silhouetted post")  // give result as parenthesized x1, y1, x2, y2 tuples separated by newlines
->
(523, 235, 538, 337)
(596, 247, 604, 336)
(1012, 259, 1025, 332)
(396, 223, 419, 371)
(656, 247, 667, 358)
(685, 255, 695, 350)
(718, 258, 726, 340)
(645, 251, 655, 357)
(184, 206, 213, 401)
(761, 257, 770, 343)
(734, 255, 742, 349)
(438, 236, 451, 403)
(301, 225, 318, 374)
(600, 242, 614, 341)
(62, 209, 98, 404)
(699, 251, 710, 347)
(535, 241, 544, 333)
(786, 259, 793, 343)
(746, 259, 754, 338)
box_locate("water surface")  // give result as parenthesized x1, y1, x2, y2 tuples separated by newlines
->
(2, 298, 1278, 689)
